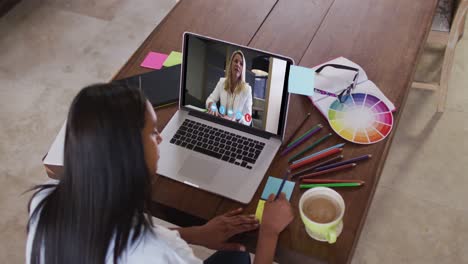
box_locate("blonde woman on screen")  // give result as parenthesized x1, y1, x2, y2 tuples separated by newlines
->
(206, 50, 253, 125)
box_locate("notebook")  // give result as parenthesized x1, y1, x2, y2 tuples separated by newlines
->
(43, 65, 181, 167)
(116, 64, 180, 108)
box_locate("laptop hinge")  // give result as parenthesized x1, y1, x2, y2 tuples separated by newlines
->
(188, 110, 273, 139)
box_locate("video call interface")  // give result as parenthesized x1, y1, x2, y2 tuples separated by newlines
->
(183, 35, 289, 135)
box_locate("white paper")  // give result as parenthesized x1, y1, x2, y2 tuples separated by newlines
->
(43, 121, 66, 166)
(310, 57, 368, 103)
(354, 80, 395, 110)
(309, 57, 395, 118)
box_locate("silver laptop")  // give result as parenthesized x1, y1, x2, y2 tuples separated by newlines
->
(157, 32, 294, 204)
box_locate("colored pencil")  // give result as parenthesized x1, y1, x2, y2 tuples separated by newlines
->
(281, 124, 323, 156)
(301, 179, 364, 184)
(291, 143, 346, 165)
(290, 148, 343, 170)
(314, 154, 372, 172)
(288, 133, 332, 162)
(282, 112, 311, 147)
(300, 182, 363, 189)
(290, 155, 344, 178)
(275, 169, 290, 200)
(287, 122, 318, 148)
(287, 123, 322, 148)
(298, 163, 356, 179)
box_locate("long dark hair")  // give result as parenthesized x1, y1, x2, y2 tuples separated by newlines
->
(27, 82, 154, 263)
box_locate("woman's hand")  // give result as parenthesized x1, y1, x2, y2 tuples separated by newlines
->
(260, 193, 294, 236)
(221, 114, 235, 121)
(207, 102, 219, 116)
(197, 208, 259, 251)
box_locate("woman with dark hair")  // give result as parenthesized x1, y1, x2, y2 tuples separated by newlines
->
(27, 83, 293, 264)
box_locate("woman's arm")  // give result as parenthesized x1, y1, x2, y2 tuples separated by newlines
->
(174, 226, 204, 245)
(174, 208, 258, 251)
(206, 78, 224, 112)
(254, 229, 279, 264)
(175, 194, 293, 264)
(254, 193, 294, 264)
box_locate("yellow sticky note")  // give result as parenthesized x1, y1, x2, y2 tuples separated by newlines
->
(255, 200, 266, 223)
(163, 51, 182, 67)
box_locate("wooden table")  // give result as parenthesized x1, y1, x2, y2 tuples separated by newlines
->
(49, 0, 439, 263)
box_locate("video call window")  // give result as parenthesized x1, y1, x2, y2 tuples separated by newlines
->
(183, 35, 288, 135)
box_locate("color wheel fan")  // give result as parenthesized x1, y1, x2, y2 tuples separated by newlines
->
(328, 93, 393, 144)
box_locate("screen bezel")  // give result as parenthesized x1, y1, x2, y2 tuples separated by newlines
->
(180, 32, 294, 140)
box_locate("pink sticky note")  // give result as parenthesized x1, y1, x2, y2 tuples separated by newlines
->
(140, 52, 168, 70)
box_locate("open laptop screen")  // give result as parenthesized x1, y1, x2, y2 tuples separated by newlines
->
(181, 33, 292, 136)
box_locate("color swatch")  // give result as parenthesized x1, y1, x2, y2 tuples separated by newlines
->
(255, 200, 266, 223)
(260, 176, 295, 201)
(288, 65, 315, 96)
(255, 176, 296, 223)
(328, 93, 393, 144)
(163, 51, 183, 67)
(140, 51, 168, 70)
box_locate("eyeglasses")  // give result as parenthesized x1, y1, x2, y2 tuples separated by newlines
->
(314, 64, 359, 103)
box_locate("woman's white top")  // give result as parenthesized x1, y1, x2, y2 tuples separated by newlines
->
(205, 78, 253, 125)
(26, 183, 203, 264)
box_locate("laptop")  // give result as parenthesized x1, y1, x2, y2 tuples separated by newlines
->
(157, 32, 294, 204)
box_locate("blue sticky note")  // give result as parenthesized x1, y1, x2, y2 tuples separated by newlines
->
(261, 176, 295, 201)
(288, 65, 315, 96)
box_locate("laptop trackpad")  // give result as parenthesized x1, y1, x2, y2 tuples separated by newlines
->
(178, 155, 218, 184)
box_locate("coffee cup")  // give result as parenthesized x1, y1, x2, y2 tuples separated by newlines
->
(299, 187, 345, 244)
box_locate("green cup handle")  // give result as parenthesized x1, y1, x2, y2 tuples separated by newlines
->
(327, 228, 337, 244)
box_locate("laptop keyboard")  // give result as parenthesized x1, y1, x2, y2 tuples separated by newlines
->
(169, 119, 265, 169)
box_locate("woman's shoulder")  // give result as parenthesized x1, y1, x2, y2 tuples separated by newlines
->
(29, 180, 59, 215)
(217, 77, 227, 85)
(121, 225, 202, 264)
